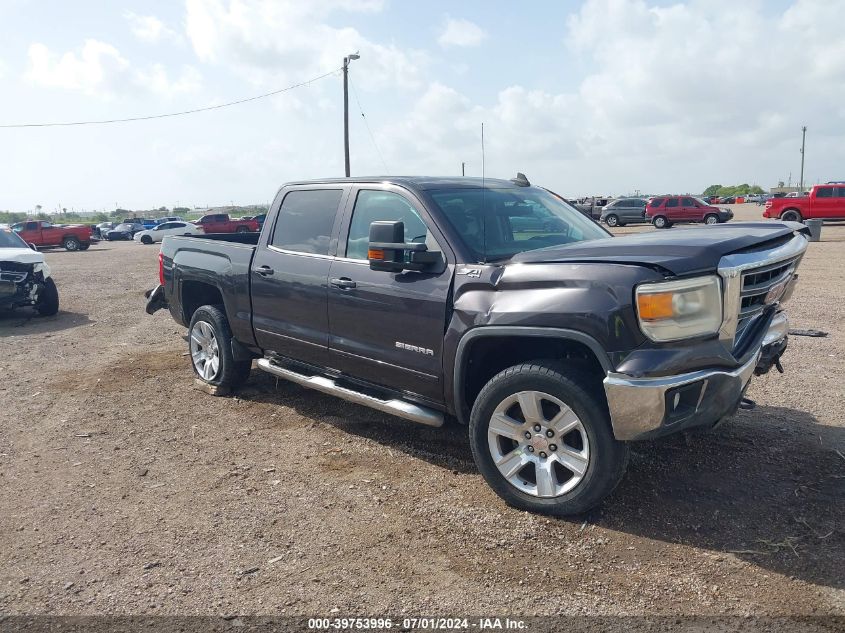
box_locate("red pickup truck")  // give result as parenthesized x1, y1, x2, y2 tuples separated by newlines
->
(763, 184, 845, 222)
(12, 220, 93, 251)
(194, 214, 259, 233)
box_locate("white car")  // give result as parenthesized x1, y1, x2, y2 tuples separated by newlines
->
(0, 227, 59, 315)
(134, 221, 204, 244)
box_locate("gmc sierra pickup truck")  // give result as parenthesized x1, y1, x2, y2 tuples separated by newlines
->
(146, 176, 808, 515)
(12, 220, 92, 251)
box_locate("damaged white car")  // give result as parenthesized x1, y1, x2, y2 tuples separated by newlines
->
(0, 228, 59, 316)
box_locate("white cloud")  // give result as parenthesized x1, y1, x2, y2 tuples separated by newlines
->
(124, 11, 178, 43)
(184, 0, 425, 89)
(25, 40, 130, 95)
(24, 39, 201, 98)
(437, 17, 486, 49)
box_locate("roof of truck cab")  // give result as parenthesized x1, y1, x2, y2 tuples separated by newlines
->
(280, 177, 523, 191)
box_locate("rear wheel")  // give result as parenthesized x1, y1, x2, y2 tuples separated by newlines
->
(604, 214, 619, 227)
(188, 305, 252, 390)
(62, 236, 80, 251)
(236, 226, 249, 233)
(79, 244, 90, 250)
(36, 277, 59, 316)
(781, 209, 803, 223)
(704, 214, 719, 225)
(652, 215, 668, 229)
(469, 361, 629, 516)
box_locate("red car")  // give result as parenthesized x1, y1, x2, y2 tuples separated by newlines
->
(645, 196, 734, 229)
(12, 220, 92, 251)
(194, 213, 259, 233)
(763, 184, 845, 222)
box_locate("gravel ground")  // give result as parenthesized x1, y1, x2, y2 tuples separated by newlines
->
(0, 204, 842, 617)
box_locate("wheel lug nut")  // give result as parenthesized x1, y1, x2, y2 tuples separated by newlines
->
(524, 431, 532, 439)
(527, 446, 535, 453)
(549, 444, 557, 452)
(533, 424, 541, 432)
(539, 451, 547, 459)
(545, 429, 554, 438)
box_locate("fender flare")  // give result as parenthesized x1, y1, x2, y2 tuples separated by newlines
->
(452, 326, 612, 424)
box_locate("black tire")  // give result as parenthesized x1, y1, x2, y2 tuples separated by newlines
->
(36, 277, 59, 316)
(188, 305, 252, 390)
(605, 214, 619, 227)
(79, 243, 90, 250)
(781, 209, 803, 223)
(469, 361, 629, 516)
(140, 235, 153, 245)
(704, 214, 719, 225)
(652, 215, 668, 229)
(236, 226, 249, 233)
(62, 236, 80, 251)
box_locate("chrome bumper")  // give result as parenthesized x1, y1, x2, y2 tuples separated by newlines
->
(603, 312, 788, 441)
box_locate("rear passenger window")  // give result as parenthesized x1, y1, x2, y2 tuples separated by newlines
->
(271, 189, 343, 255)
(816, 188, 833, 198)
(836, 187, 845, 198)
(666, 198, 680, 208)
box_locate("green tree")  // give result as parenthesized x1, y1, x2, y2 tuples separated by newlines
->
(703, 184, 722, 196)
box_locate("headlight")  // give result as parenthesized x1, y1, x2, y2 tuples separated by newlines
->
(635, 275, 722, 342)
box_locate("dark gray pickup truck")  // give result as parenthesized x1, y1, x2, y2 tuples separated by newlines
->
(146, 175, 808, 515)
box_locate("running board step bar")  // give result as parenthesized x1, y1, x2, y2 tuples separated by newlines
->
(256, 358, 444, 428)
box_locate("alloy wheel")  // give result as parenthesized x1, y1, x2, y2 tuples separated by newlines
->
(190, 320, 221, 381)
(487, 390, 590, 498)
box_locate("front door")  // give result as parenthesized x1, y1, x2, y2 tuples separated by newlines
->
(812, 186, 836, 218)
(250, 187, 348, 367)
(327, 187, 453, 403)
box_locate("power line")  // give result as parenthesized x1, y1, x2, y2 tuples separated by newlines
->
(0, 68, 340, 129)
(348, 77, 389, 174)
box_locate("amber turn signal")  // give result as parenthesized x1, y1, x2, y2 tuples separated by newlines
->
(367, 248, 385, 260)
(637, 292, 674, 320)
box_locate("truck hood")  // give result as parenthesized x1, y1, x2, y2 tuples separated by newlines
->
(0, 247, 45, 265)
(511, 222, 807, 276)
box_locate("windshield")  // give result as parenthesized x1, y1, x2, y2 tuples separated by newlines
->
(1, 228, 29, 248)
(427, 187, 608, 262)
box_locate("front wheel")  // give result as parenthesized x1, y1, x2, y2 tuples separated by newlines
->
(188, 305, 252, 391)
(704, 214, 719, 225)
(140, 235, 153, 245)
(469, 361, 629, 516)
(36, 277, 59, 316)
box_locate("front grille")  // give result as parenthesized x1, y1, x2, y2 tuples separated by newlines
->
(0, 263, 31, 284)
(735, 258, 798, 340)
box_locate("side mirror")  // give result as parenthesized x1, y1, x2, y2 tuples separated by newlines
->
(368, 221, 440, 273)
(28, 243, 38, 251)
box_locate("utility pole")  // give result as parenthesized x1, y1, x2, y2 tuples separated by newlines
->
(799, 126, 807, 193)
(343, 52, 360, 177)
(462, 162, 466, 176)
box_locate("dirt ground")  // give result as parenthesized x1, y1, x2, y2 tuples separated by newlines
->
(0, 204, 842, 618)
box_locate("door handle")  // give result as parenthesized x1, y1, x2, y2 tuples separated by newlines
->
(254, 265, 274, 276)
(330, 277, 357, 289)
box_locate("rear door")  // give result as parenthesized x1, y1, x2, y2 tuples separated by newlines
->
(250, 186, 349, 367)
(834, 187, 845, 219)
(664, 197, 681, 221)
(326, 185, 453, 402)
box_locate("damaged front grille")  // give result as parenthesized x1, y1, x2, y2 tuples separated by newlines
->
(0, 261, 32, 284)
(736, 259, 798, 339)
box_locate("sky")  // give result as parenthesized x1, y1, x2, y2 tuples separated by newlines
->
(1, 0, 843, 212)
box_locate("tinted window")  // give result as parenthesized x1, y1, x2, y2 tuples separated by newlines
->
(816, 187, 833, 198)
(682, 197, 696, 206)
(271, 189, 343, 255)
(1, 229, 28, 248)
(666, 198, 680, 208)
(25, 222, 38, 230)
(836, 187, 845, 198)
(649, 198, 665, 208)
(346, 190, 430, 260)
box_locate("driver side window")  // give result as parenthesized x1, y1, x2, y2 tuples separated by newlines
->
(345, 190, 436, 260)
